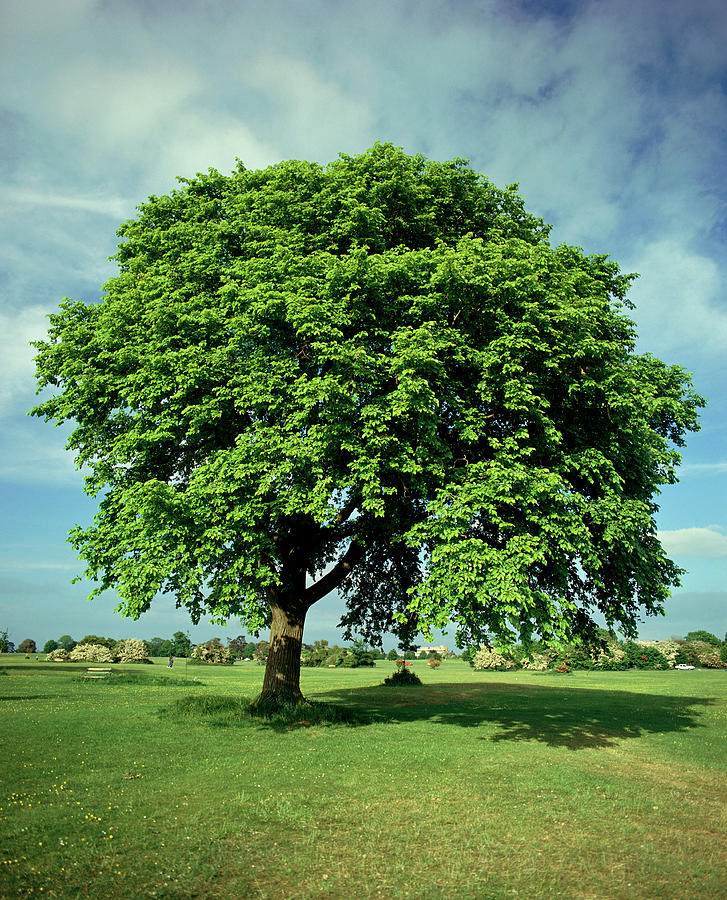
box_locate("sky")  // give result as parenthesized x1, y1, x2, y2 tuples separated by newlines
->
(1, 0, 725, 651)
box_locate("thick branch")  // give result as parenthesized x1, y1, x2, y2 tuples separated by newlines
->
(305, 539, 365, 607)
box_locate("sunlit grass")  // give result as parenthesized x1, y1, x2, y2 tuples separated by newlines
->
(1, 657, 725, 898)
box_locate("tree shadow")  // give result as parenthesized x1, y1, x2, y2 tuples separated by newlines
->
(311, 680, 715, 750)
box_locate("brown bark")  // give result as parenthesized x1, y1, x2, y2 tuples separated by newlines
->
(251, 535, 364, 711)
(252, 602, 307, 708)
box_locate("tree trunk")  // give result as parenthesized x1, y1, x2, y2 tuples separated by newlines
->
(252, 602, 307, 709)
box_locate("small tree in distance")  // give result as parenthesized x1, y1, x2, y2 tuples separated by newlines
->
(18, 639, 37, 654)
(31, 143, 704, 709)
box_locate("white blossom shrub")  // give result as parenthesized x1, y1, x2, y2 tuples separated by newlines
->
(116, 639, 150, 663)
(69, 642, 115, 663)
(636, 640, 682, 667)
(472, 647, 517, 670)
(593, 642, 627, 669)
(684, 641, 724, 668)
(521, 652, 551, 671)
(191, 638, 232, 665)
(47, 648, 70, 661)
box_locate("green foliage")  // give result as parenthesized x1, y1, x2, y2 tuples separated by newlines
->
(386, 648, 399, 661)
(31, 143, 704, 660)
(172, 631, 192, 657)
(43, 639, 59, 654)
(227, 634, 249, 658)
(460, 646, 477, 666)
(721, 643, 727, 665)
(252, 641, 270, 666)
(147, 637, 174, 657)
(339, 639, 375, 668)
(57, 635, 76, 652)
(0, 629, 14, 653)
(17, 639, 36, 654)
(684, 630, 721, 646)
(624, 642, 669, 670)
(81, 635, 116, 650)
(382, 662, 423, 686)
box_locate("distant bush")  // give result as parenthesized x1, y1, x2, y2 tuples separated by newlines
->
(190, 638, 233, 665)
(472, 647, 517, 671)
(635, 640, 685, 668)
(340, 639, 375, 668)
(383, 662, 422, 686)
(116, 639, 152, 663)
(623, 642, 669, 669)
(69, 643, 115, 663)
(682, 641, 723, 668)
(47, 648, 70, 661)
(427, 657, 441, 668)
(43, 639, 59, 654)
(521, 651, 553, 671)
(460, 646, 477, 666)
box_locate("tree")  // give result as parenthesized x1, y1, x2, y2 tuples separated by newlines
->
(684, 630, 721, 646)
(386, 648, 399, 661)
(18, 639, 37, 654)
(31, 143, 704, 709)
(171, 631, 192, 658)
(57, 635, 76, 652)
(0, 630, 15, 654)
(81, 634, 116, 650)
(43, 639, 59, 654)
(227, 634, 249, 658)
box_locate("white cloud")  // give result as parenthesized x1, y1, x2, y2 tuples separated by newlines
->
(2, 187, 130, 219)
(658, 526, 727, 559)
(0, 306, 52, 417)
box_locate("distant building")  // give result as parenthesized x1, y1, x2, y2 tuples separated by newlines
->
(415, 645, 449, 658)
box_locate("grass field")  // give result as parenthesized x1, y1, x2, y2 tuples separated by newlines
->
(1, 657, 725, 899)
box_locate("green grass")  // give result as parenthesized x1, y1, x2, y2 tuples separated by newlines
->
(1, 658, 726, 899)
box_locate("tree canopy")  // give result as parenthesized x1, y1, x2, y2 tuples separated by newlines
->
(31, 143, 704, 705)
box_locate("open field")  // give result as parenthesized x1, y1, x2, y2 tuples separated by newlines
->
(1, 658, 725, 899)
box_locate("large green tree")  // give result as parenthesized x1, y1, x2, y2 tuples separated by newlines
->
(32, 144, 703, 707)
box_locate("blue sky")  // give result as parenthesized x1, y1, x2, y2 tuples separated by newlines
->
(1, 0, 725, 649)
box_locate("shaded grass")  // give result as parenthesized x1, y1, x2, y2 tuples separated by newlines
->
(1, 658, 725, 899)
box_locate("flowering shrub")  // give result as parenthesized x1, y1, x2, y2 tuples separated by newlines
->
(190, 638, 233, 665)
(472, 647, 517, 671)
(593, 641, 628, 670)
(47, 648, 70, 662)
(683, 641, 724, 668)
(115, 639, 151, 663)
(427, 657, 441, 668)
(635, 640, 684, 668)
(521, 652, 552, 671)
(69, 643, 115, 663)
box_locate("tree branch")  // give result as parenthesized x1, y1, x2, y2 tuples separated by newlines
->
(304, 539, 365, 608)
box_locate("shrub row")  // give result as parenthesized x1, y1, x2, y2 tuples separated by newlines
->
(471, 637, 726, 672)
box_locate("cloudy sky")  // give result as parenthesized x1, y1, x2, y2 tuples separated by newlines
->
(1, 0, 725, 650)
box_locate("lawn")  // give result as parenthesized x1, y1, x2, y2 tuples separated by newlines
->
(1, 657, 725, 899)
